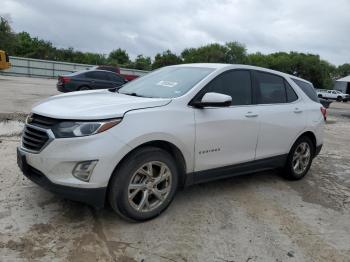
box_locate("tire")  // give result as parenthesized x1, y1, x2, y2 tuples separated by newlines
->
(337, 96, 342, 102)
(318, 94, 323, 98)
(108, 147, 178, 221)
(79, 86, 91, 91)
(343, 99, 348, 103)
(283, 136, 314, 180)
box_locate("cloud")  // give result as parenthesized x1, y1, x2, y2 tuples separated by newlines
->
(2, 0, 350, 65)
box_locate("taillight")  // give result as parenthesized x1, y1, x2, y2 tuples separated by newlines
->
(59, 76, 71, 84)
(320, 107, 327, 121)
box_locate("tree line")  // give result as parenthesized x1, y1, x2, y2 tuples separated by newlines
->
(1, 17, 349, 88)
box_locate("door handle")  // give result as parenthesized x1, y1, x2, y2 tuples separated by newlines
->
(245, 112, 258, 118)
(294, 108, 303, 113)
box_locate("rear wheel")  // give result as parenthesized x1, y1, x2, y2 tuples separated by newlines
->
(337, 96, 342, 102)
(108, 147, 178, 221)
(283, 136, 314, 180)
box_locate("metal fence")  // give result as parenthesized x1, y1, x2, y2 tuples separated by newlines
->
(0, 56, 148, 78)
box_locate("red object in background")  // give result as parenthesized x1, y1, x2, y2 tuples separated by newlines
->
(320, 107, 327, 121)
(58, 76, 71, 84)
(95, 65, 140, 81)
(123, 74, 139, 81)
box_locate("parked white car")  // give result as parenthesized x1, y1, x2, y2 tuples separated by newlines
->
(17, 64, 325, 221)
(316, 89, 349, 102)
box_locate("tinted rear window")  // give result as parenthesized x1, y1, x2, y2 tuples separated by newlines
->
(292, 78, 319, 102)
(254, 71, 286, 104)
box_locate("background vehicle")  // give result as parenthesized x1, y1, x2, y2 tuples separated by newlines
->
(319, 98, 332, 109)
(91, 65, 139, 81)
(316, 89, 349, 102)
(0, 50, 11, 70)
(57, 69, 127, 92)
(18, 64, 324, 221)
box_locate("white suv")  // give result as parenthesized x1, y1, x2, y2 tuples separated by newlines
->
(17, 64, 324, 221)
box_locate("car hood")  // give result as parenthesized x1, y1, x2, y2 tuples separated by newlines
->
(32, 90, 172, 120)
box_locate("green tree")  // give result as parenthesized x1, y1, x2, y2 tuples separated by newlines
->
(225, 41, 247, 64)
(108, 48, 130, 66)
(0, 17, 16, 54)
(336, 63, 350, 78)
(181, 43, 228, 63)
(133, 55, 152, 70)
(152, 50, 182, 69)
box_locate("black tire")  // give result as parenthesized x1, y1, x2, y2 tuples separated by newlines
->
(343, 99, 348, 103)
(283, 136, 314, 180)
(337, 96, 342, 102)
(108, 147, 178, 221)
(318, 94, 323, 98)
(79, 85, 91, 91)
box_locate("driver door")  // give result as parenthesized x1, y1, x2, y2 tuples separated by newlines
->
(193, 70, 259, 172)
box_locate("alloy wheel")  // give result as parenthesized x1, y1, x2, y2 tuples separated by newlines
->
(127, 161, 172, 212)
(292, 142, 311, 175)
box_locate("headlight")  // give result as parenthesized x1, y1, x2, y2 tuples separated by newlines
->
(52, 118, 122, 138)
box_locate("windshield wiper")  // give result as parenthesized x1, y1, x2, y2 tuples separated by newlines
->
(121, 92, 148, 97)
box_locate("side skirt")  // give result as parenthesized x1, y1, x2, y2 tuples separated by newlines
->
(185, 154, 288, 186)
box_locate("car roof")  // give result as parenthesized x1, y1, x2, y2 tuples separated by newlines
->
(171, 63, 312, 84)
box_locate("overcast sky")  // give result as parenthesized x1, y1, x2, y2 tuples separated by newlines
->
(2, 0, 350, 65)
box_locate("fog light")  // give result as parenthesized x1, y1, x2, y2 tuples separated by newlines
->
(72, 160, 98, 182)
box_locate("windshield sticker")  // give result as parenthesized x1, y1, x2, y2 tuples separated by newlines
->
(157, 81, 178, 88)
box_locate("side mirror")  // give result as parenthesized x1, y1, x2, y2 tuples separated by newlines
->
(193, 92, 232, 108)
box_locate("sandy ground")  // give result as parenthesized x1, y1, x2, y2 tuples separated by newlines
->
(0, 75, 350, 261)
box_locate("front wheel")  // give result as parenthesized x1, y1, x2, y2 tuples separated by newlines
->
(283, 136, 314, 180)
(108, 147, 178, 221)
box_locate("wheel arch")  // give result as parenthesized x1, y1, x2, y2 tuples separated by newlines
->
(107, 140, 188, 190)
(292, 131, 317, 155)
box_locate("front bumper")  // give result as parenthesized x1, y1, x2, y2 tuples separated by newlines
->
(17, 148, 106, 208)
(17, 126, 132, 207)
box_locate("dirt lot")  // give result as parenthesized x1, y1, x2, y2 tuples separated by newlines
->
(0, 75, 350, 261)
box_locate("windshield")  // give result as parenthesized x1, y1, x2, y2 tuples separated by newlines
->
(118, 67, 214, 98)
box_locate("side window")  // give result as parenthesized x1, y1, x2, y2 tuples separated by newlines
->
(285, 81, 298, 102)
(291, 78, 319, 102)
(204, 70, 252, 105)
(85, 71, 108, 80)
(254, 71, 286, 104)
(109, 73, 124, 83)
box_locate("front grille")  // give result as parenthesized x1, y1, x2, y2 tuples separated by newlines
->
(22, 126, 50, 152)
(29, 114, 59, 129)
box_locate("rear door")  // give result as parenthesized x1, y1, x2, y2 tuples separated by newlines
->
(194, 70, 260, 171)
(85, 71, 113, 89)
(252, 71, 306, 160)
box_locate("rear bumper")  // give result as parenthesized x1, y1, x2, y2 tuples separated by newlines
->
(56, 84, 70, 93)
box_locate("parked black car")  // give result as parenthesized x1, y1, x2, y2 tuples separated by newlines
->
(57, 70, 127, 92)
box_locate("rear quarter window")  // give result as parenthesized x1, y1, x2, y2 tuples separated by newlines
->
(291, 78, 319, 102)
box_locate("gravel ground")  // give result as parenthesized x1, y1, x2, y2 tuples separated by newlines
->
(0, 75, 349, 261)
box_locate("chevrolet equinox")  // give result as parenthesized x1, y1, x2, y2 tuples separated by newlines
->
(17, 64, 324, 221)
